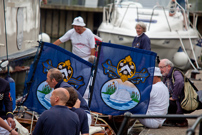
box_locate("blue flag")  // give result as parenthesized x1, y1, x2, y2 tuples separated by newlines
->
(89, 42, 157, 115)
(23, 42, 92, 114)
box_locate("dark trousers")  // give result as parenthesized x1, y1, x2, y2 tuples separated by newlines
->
(167, 100, 186, 123)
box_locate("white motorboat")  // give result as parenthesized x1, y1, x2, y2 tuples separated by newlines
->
(98, 0, 202, 70)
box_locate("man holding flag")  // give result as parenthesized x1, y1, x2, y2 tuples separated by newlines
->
(53, 16, 95, 61)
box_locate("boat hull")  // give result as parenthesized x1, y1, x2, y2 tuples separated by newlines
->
(0, 0, 40, 61)
(97, 0, 202, 70)
(98, 30, 200, 70)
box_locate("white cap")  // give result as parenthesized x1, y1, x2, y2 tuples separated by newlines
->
(154, 67, 162, 77)
(72, 16, 86, 26)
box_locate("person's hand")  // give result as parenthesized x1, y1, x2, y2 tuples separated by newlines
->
(169, 97, 175, 101)
(10, 129, 18, 135)
(108, 115, 113, 120)
(7, 118, 16, 129)
(73, 99, 81, 108)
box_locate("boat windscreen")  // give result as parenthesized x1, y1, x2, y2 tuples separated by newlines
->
(119, 0, 169, 8)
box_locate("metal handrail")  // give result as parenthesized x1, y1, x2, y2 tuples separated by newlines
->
(175, 1, 200, 69)
(148, 5, 171, 31)
(187, 116, 202, 135)
(103, 7, 106, 22)
(118, 3, 138, 27)
(176, 31, 198, 71)
(117, 112, 201, 135)
(104, 3, 143, 27)
(106, 3, 172, 31)
(190, 21, 202, 39)
(176, 1, 189, 30)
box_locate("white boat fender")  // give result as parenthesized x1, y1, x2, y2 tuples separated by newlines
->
(38, 33, 51, 43)
(173, 51, 189, 67)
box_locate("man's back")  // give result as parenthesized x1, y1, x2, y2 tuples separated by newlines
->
(33, 105, 80, 135)
(138, 81, 169, 128)
(70, 107, 89, 134)
(57, 81, 90, 112)
(147, 81, 169, 115)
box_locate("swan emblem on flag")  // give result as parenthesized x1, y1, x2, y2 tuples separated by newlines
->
(101, 79, 140, 110)
(109, 80, 132, 104)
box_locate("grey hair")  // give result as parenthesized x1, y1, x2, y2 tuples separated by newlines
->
(135, 22, 147, 32)
(162, 59, 174, 67)
(48, 68, 63, 82)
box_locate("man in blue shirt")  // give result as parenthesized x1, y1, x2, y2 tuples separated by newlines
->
(46, 68, 91, 125)
(33, 88, 80, 135)
(66, 87, 89, 135)
(0, 78, 16, 135)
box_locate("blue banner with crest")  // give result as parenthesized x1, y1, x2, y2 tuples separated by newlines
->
(89, 42, 157, 115)
(23, 42, 92, 114)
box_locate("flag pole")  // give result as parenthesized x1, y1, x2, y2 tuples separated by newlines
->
(88, 42, 102, 108)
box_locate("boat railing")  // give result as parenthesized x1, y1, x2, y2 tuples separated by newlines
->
(117, 112, 202, 135)
(118, 3, 139, 28)
(104, 1, 200, 34)
(103, 3, 114, 24)
(148, 1, 201, 70)
(190, 22, 202, 39)
(175, 1, 201, 70)
(103, 3, 172, 30)
(171, 0, 201, 40)
(177, 31, 199, 71)
(176, 1, 189, 29)
(187, 116, 202, 135)
(148, 5, 171, 31)
(103, 2, 201, 70)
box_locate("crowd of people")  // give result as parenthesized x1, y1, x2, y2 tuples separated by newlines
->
(0, 8, 192, 134)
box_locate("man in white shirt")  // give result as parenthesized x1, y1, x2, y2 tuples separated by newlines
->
(138, 67, 169, 128)
(53, 16, 95, 61)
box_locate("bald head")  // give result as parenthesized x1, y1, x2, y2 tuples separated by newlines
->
(50, 88, 70, 106)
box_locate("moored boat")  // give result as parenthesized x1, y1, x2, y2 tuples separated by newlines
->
(98, 0, 202, 70)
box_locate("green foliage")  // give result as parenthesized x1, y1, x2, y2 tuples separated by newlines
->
(131, 91, 139, 102)
(102, 84, 117, 95)
(37, 85, 52, 94)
